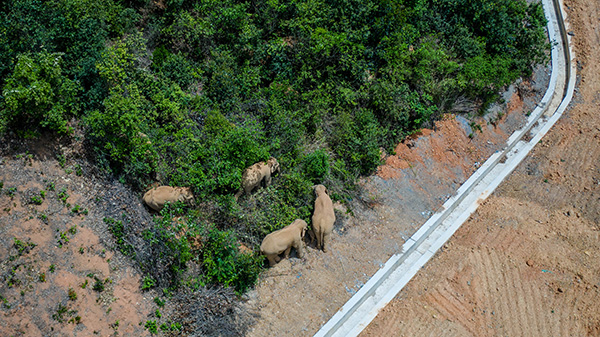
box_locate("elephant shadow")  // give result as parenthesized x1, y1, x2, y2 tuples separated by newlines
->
(331, 209, 346, 235)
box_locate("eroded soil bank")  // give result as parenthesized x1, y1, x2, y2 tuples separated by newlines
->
(0, 137, 155, 336)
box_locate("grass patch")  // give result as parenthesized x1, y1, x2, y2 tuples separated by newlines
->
(68, 288, 77, 300)
(145, 320, 158, 334)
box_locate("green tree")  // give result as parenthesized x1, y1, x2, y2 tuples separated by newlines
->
(1, 52, 80, 134)
(85, 33, 157, 186)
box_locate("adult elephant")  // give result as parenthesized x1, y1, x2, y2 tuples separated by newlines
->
(143, 186, 195, 211)
(260, 219, 308, 266)
(235, 157, 280, 200)
(311, 184, 335, 252)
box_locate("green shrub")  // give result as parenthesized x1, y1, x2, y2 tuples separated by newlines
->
(1, 52, 81, 134)
(68, 288, 77, 301)
(145, 320, 158, 334)
(84, 34, 160, 188)
(331, 109, 383, 175)
(57, 187, 69, 204)
(202, 228, 263, 294)
(139, 204, 196, 288)
(154, 297, 165, 307)
(14, 238, 36, 255)
(92, 277, 105, 292)
(142, 276, 155, 291)
(30, 195, 43, 205)
(105, 217, 135, 257)
(302, 150, 331, 184)
(6, 187, 17, 198)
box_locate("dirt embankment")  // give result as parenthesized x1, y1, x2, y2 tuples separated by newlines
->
(0, 136, 155, 336)
(361, 0, 600, 335)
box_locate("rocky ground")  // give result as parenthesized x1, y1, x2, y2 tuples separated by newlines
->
(0, 132, 158, 336)
(0, 129, 249, 336)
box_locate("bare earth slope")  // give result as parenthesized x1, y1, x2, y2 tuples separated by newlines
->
(361, 0, 600, 335)
(0, 137, 155, 336)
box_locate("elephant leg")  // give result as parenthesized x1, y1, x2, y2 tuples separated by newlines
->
(294, 239, 304, 258)
(308, 229, 316, 247)
(267, 254, 278, 266)
(283, 246, 292, 258)
(316, 230, 323, 250)
(322, 232, 331, 253)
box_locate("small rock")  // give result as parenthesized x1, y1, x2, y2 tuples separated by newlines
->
(526, 259, 534, 267)
(557, 287, 564, 293)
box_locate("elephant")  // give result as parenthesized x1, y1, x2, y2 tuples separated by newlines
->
(235, 157, 280, 200)
(260, 219, 308, 266)
(311, 184, 335, 252)
(143, 186, 195, 212)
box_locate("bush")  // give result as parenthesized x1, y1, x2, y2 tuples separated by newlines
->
(202, 227, 263, 294)
(331, 109, 383, 175)
(1, 52, 81, 134)
(302, 150, 331, 184)
(142, 276, 156, 290)
(0, 0, 550, 297)
(85, 34, 159, 187)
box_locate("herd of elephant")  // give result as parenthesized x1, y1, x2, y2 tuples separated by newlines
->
(141, 157, 336, 267)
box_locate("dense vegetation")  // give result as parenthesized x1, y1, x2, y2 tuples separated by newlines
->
(0, 0, 548, 300)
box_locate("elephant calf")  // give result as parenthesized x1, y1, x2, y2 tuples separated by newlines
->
(143, 186, 195, 212)
(235, 157, 280, 200)
(260, 219, 308, 266)
(311, 185, 335, 252)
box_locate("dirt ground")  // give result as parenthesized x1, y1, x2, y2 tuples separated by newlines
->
(0, 134, 158, 336)
(361, 0, 600, 335)
(0, 129, 255, 336)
